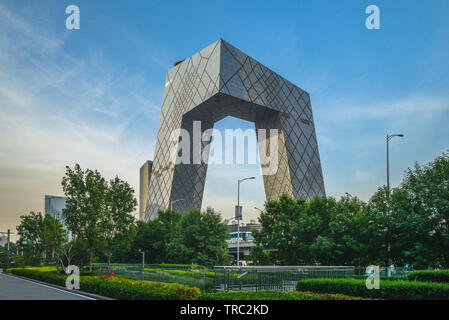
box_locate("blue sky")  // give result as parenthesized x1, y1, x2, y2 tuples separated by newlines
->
(0, 0, 448, 236)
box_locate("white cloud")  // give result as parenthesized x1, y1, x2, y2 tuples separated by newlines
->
(1, 2, 448, 241)
(319, 95, 449, 123)
(0, 4, 160, 236)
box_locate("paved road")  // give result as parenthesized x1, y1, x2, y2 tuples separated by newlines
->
(0, 272, 94, 300)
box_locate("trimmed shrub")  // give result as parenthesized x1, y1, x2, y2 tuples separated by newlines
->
(200, 291, 308, 300)
(7, 268, 66, 286)
(408, 270, 449, 283)
(81, 277, 201, 300)
(199, 290, 370, 300)
(290, 291, 373, 300)
(139, 268, 215, 290)
(352, 275, 406, 281)
(296, 278, 449, 300)
(6, 268, 201, 300)
(159, 263, 207, 270)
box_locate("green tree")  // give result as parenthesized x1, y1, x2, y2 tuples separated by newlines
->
(255, 194, 378, 266)
(254, 151, 449, 268)
(42, 214, 67, 272)
(167, 208, 229, 265)
(129, 221, 152, 263)
(247, 245, 272, 265)
(302, 195, 337, 264)
(130, 210, 183, 263)
(390, 152, 449, 268)
(100, 176, 137, 271)
(110, 223, 138, 263)
(16, 211, 44, 264)
(61, 164, 108, 271)
(327, 194, 377, 266)
(59, 239, 90, 269)
(367, 186, 401, 266)
(254, 195, 311, 264)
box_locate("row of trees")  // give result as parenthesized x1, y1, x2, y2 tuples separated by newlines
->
(250, 152, 449, 269)
(128, 208, 229, 265)
(16, 212, 66, 269)
(61, 164, 136, 271)
(13, 164, 137, 272)
(13, 151, 448, 270)
(13, 164, 230, 270)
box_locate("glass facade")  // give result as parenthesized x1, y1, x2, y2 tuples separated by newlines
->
(144, 39, 325, 220)
(44, 195, 67, 222)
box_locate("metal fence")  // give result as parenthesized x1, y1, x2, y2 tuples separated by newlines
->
(354, 266, 411, 279)
(214, 266, 355, 292)
(90, 263, 412, 292)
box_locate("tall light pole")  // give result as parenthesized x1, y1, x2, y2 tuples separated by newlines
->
(1, 229, 13, 269)
(138, 249, 145, 280)
(386, 134, 404, 192)
(236, 177, 255, 266)
(385, 133, 404, 268)
(170, 198, 184, 211)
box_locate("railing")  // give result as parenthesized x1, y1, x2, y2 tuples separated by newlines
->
(214, 265, 413, 292)
(89, 263, 412, 292)
(214, 266, 355, 292)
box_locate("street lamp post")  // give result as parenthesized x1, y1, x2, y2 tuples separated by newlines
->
(236, 177, 255, 266)
(138, 249, 145, 280)
(0, 229, 13, 269)
(386, 134, 404, 192)
(385, 133, 404, 268)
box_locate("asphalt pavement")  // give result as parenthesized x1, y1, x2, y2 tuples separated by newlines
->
(0, 272, 95, 300)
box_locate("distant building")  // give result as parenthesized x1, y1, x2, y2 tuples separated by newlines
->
(139, 160, 153, 221)
(44, 195, 66, 224)
(227, 220, 261, 261)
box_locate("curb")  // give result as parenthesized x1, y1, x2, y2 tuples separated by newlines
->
(3, 272, 115, 300)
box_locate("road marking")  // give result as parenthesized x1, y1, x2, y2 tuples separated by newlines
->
(1, 273, 96, 300)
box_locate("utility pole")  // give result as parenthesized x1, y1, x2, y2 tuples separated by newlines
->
(1, 229, 13, 269)
(139, 249, 145, 280)
(142, 251, 145, 279)
(236, 177, 255, 266)
(385, 133, 404, 267)
(386, 133, 404, 192)
(6, 229, 10, 269)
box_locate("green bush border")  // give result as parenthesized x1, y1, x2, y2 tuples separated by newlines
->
(408, 270, 449, 283)
(199, 290, 370, 300)
(6, 268, 201, 300)
(296, 278, 449, 300)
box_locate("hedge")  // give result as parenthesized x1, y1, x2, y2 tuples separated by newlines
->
(143, 268, 215, 278)
(199, 290, 370, 300)
(159, 263, 207, 270)
(138, 269, 215, 291)
(408, 270, 449, 283)
(352, 275, 406, 281)
(6, 268, 201, 300)
(81, 277, 200, 300)
(296, 278, 449, 300)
